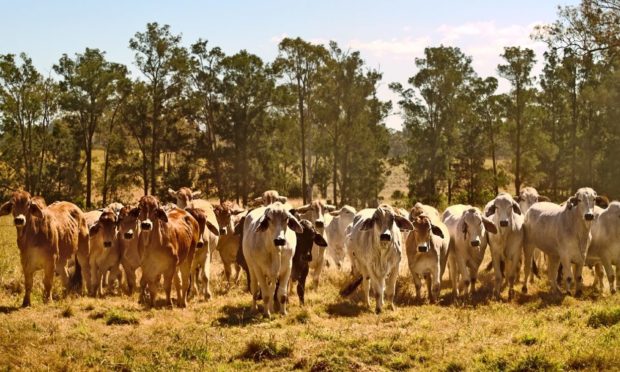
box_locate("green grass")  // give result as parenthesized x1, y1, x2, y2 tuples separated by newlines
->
(2, 214, 620, 370)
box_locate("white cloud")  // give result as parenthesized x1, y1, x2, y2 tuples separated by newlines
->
(270, 33, 289, 44)
(349, 36, 431, 59)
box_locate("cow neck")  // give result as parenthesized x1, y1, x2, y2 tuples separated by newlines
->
(17, 212, 48, 244)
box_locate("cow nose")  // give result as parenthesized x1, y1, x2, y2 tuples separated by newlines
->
(14, 217, 25, 226)
(380, 233, 391, 242)
(315, 220, 324, 228)
(196, 240, 204, 248)
(103, 241, 112, 248)
(141, 221, 152, 230)
(418, 245, 429, 253)
(124, 232, 134, 240)
(471, 239, 481, 247)
(500, 220, 509, 227)
(220, 227, 227, 235)
(585, 213, 594, 221)
(274, 237, 286, 246)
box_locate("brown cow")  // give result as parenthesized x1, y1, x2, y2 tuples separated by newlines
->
(137, 195, 199, 307)
(0, 191, 90, 307)
(168, 187, 201, 209)
(213, 201, 246, 285)
(116, 206, 142, 295)
(88, 208, 122, 297)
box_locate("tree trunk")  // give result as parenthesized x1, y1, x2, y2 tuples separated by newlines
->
(297, 79, 307, 204)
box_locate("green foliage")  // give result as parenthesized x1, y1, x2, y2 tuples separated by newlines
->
(239, 335, 293, 361)
(587, 307, 620, 328)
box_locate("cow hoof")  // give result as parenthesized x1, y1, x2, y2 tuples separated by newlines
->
(375, 307, 382, 314)
(611, 288, 617, 295)
(575, 289, 583, 297)
(21, 299, 31, 308)
(521, 286, 528, 294)
(508, 289, 515, 300)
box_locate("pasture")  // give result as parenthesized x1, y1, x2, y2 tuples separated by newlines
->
(1, 215, 620, 371)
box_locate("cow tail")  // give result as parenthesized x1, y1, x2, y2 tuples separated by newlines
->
(69, 254, 83, 292)
(340, 276, 363, 297)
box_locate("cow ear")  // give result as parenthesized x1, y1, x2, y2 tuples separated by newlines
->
(568, 196, 579, 210)
(296, 204, 311, 213)
(29, 202, 43, 218)
(537, 195, 551, 202)
(287, 214, 304, 234)
(156, 208, 168, 222)
(512, 202, 522, 215)
(0, 201, 12, 216)
(329, 208, 342, 216)
(191, 190, 201, 198)
(313, 233, 328, 247)
(395, 215, 414, 231)
(360, 217, 375, 231)
(129, 207, 140, 218)
(277, 196, 288, 204)
(482, 217, 497, 234)
(596, 195, 609, 209)
(89, 223, 100, 237)
(325, 204, 336, 212)
(255, 212, 270, 232)
(206, 220, 220, 236)
(485, 205, 496, 217)
(431, 224, 444, 239)
(168, 188, 177, 198)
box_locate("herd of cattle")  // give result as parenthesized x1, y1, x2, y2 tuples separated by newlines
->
(1, 186, 618, 316)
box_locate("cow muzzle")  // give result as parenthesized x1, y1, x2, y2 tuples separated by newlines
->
(315, 220, 324, 229)
(196, 240, 204, 248)
(379, 233, 391, 242)
(103, 241, 112, 248)
(500, 220, 509, 227)
(470, 239, 481, 247)
(124, 231, 134, 240)
(274, 237, 286, 246)
(219, 227, 227, 235)
(584, 213, 594, 221)
(418, 244, 429, 253)
(141, 220, 152, 231)
(14, 215, 25, 226)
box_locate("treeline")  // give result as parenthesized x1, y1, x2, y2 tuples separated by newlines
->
(392, 0, 620, 206)
(1, 0, 619, 209)
(0, 26, 389, 208)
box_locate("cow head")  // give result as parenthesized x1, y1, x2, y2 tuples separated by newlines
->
(89, 208, 118, 248)
(296, 219, 328, 262)
(0, 190, 45, 228)
(411, 214, 444, 253)
(168, 187, 201, 209)
(213, 201, 245, 235)
(137, 195, 167, 232)
(254, 190, 288, 206)
(360, 204, 413, 245)
(486, 193, 521, 229)
(567, 187, 608, 221)
(117, 205, 141, 241)
(255, 202, 303, 247)
(295, 200, 336, 232)
(185, 207, 220, 248)
(461, 207, 497, 248)
(516, 187, 550, 214)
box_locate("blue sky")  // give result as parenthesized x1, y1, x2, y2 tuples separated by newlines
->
(1, 0, 579, 129)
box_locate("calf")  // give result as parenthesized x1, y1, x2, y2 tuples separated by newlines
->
(87, 208, 122, 297)
(0, 191, 90, 306)
(116, 206, 141, 295)
(185, 206, 220, 300)
(484, 193, 524, 299)
(214, 201, 246, 285)
(523, 187, 608, 295)
(242, 202, 303, 318)
(341, 205, 413, 313)
(289, 219, 328, 305)
(443, 205, 497, 298)
(325, 205, 357, 269)
(137, 195, 199, 307)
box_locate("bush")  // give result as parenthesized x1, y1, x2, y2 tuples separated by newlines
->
(239, 335, 292, 362)
(587, 307, 620, 328)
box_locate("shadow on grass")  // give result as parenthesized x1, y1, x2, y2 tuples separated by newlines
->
(216, 304, 262, 327)
(324, 301, 367, 317)
(0, 305, 20, 314)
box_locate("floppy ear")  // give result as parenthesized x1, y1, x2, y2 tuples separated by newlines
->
(276, 196, 288, 203)
(568, 196, 579, 210)
(596, 195, 609, 209)
(129, 207, 140, 218)
(537, 195, 551, 202)
(0, 201, 12, 216)
(155, 208, 168, 222)
(512, 201, 522, 215)
(191, 190, 201, 198)
(329, 208, 342, 216)
(255, 211, 270, 232)
(395, 215, 414, 231)
(325, 204, 336, 212)
(168, 188, 177, 199)
(206, 220, 220, 236)
(313, 233, 328, 247)
(29, 202, 43, 219)
(485, 205, 496, 217)
(89, 223, 101, 237)
(295, 204, 311, 213)
(431, 224, 444, 239)
(482, 217, 497, 234)
(287, 213, 304, 234)
(359, 217, 375, 231)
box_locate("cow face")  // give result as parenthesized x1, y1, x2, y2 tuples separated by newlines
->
(568, 187, 608, 222)
(254, 190, 288, 206)
(214, 201, 245, 235)
(461, 208, 497, 248)
(296, 219, 328, 262)
(360, 204, 414, 245)
(411, 215, 444, 253)
(486, 193, 521, 229)
(255, 202, 303, 247)
(516, 187, 550, 214)
(89, 208, 118, 248)
(137, 195, 167, 232)
(118, 206, 140, 241)
(168, 187, 201, 209)
(0, 190, 44, 228)
(296, 200, 336, 232)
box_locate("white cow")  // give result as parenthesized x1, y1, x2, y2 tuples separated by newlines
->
(484, 193, 524, 299)
(443, 205, 497, 298)
(325, 205, 357, 269)
(523, 187, 608, 295)
(242, 202, 303, 318)
(341, 205, 413, 313)
(586, 202, 619, 294)
(516, 187, 550, 214)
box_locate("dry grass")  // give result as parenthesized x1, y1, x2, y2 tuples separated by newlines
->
(2, 215, 620, 371)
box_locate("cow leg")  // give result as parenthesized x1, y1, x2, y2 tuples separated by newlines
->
(22, 266, 34, 308)
(505, 257, 518, 300)
(56, 258, 70, 296)
(573, 261, 584, 297)
(174, 270, 182, 305)
(311, 245, 325, 289)
(277, 266, 292, 315)
(256, 272, 271, 318)
(223, 262, 232, 286)
(424, 273, 432, 302)
(614, 264, 620, 295)
(385, 268, 398, 311)
(247, 264, 259, 312)
(179, 264, 191, 308)
(163, 268, 174, 308)
(490, 247, 503, 300)
(362, 276, 371, 309)
(413, 273, 422, 301)
(297, 267, 309, 305)
(124, 264, 136, 296)
(601, 260, 615, 294)
(447, 253, 459, 299)
(233, 263, 241, 284)
(456, 255, 470, 297)
(43, 260, 54, 304)
(546, 256, 562, 294)
(202, 257, 212, 300)
(522, 243, 535, 294)
(372, 274, 386, 314)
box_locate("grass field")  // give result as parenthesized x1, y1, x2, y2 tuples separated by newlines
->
(2, 215, 620, 371)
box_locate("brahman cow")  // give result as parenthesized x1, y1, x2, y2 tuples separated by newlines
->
(168, 187, 202, 209)
(587, 202, 620, 294)
(254, 189, 288, 206)
(86, 208, 122, 297)
(522, 187, 608, 296)
(484, 193, 524, 299)
(341, 204, 413, 313)
(406, 207, 449, 303)
(443, 205, 497, 298)
(136, 195, 199, 307)
(0, 190, 90, 306)
(185, 206, 219, 300)
(516, 186, 550, 213)
(325, 205, 357, 269)
(213, 201, 246, 285)
(242, 202, 303, 318)
(116, 205, 142, 295)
